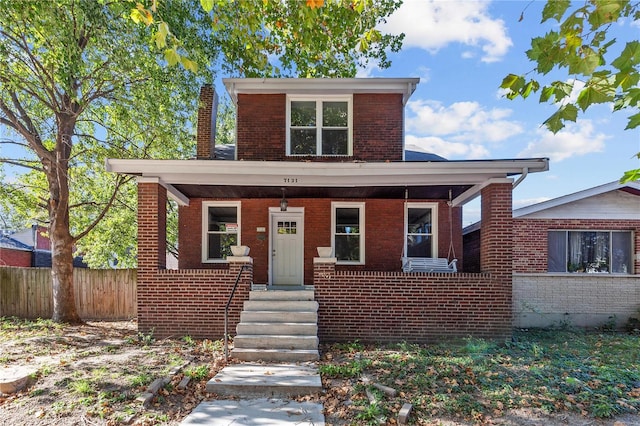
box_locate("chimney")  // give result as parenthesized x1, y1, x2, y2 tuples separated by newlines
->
(196, 85, 218, 159)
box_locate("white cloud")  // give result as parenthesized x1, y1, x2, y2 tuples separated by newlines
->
(383, 0, 512, 62)
(406, 99, 523, 143)
(406, 134, 490, 159)
(518, 119, 609, 161)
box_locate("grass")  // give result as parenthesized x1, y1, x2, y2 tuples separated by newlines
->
(321, 329, 640, 423)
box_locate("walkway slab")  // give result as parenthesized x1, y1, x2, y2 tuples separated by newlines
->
(206, 363, 322, 398)
(181, 398, 324, 425)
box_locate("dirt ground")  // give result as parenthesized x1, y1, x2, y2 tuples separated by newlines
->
(0, 320, 638, 425)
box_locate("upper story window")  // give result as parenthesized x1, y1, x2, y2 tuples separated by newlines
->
(202, 201, 240, 262)
(332, 202, 364, 264)
(287, 96, 352, 156)
(405, 202, 438, 258)
(548, 230, 633, 274)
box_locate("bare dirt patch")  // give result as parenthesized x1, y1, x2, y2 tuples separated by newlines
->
(1, 320, 639, 425)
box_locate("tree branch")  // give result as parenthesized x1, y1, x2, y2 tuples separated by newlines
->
(72, 174, 133, 242)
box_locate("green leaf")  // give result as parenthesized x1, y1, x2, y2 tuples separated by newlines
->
(543, 104, 578, 133)
(200, 0, 214, 13)
(567, 46, 600, 75)
(163, 48, 180, 66)
(624, 112, 640, 130)
(522, 80, 539, 98)
(542, 0, 570, 23)
(588, 1, 623, 29)
(620, 167, 640, 183)
(611, 41, 640, 71)
(179, 56, 198, 72)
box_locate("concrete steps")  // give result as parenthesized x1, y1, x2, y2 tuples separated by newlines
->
(231, 289, 319, 362)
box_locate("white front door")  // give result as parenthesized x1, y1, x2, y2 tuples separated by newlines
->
(270, 210, 304, 286)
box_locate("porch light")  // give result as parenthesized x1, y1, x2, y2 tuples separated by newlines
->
(280, 188, 288, 211)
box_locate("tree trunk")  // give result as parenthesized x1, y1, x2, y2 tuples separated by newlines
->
(48, 115, 82, 324)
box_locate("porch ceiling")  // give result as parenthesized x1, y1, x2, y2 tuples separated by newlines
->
(170, 185, 473, 200)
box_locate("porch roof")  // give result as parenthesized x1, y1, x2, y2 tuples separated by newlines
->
(105, 157, 549, 207)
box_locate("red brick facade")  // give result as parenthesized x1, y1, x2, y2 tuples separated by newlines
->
(196, 86, 215, 160)
(139, 181, 511, 340)
(513, 218, 640, 274)
(0, 248, 32, 267)
(234, 93, 404, 162)
(178, 197, 463, 286)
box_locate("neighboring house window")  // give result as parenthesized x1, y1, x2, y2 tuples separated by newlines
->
(405, 202, 438, 258)
(287, 96, 352, 156)
(548, 230, 633, 274)
(332, 202, 364, 264)
(202, 202, 240, 262)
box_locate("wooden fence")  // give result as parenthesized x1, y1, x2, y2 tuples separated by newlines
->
(0, 267, 137, 320)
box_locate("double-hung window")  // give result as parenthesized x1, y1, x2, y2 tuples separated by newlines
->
(332, 202, 364, 264)
(548, 230, 633, 274)
(202, 202, 240, 262)
(405, 203, 438, 258)
(287, 96, 352, 156)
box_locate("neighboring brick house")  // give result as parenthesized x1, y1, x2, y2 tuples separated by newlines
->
(0, 225, 87, 268)
(107, 78, 548, 342)
(467, 180, 640, 329)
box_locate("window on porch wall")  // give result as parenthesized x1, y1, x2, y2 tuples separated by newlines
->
(202, 202, 240, 262)
(332, 202, 364, 264)
(405, 202, 438, 258)
(548, 230, 633, 274)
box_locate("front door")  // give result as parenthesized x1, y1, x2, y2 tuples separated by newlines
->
(270, 210, 304, 286)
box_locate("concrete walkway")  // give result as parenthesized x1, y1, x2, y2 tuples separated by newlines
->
(180, 363, 325, 425)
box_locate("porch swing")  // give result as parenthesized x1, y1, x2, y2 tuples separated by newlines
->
(401, 189, 458, 273)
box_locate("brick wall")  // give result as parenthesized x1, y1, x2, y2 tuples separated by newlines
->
(314, 259, 510, 341)
(196, 85, 215, 160)
(513, 218, 640, 273)
(138, 181, 253, 338)
(179, 197, 463, 284)
(235, 93, 404, 162)
(0, 248, 32, 267)
(514, 273, 640, 328)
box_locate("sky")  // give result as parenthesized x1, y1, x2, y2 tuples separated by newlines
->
(349, 0, 640, 225)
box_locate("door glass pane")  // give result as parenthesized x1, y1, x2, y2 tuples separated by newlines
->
(322, 130, 348, 155)
(323, 101, 347, 126)
(290, 129, 316, 155)
(291, 101, 316, 126)
(612, 232, 632, 273)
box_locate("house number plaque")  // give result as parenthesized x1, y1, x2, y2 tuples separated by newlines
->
(283, 177, 298, 183)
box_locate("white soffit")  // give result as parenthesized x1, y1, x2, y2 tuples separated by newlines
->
(223, 78, 420, 105)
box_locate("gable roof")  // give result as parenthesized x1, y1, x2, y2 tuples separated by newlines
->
(0, 233, 32, 251)
(513, 180, 640, 218)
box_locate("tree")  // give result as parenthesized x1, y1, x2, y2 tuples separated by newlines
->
(500, 0, 640, 182)
(0, 0, 403, 322)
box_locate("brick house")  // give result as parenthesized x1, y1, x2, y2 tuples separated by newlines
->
(466, 180, 640, 329)
(107, 78, 548, 348)
(1, 225, 86, 268)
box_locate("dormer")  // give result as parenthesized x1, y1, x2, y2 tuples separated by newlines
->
(221, 78, 419, 162)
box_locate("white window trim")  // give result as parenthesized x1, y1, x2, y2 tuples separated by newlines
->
(201, 201, 241, 263)
(286, 95, 353, 156)
(331, 201, 365, 265)
(404, 202, 439, 258)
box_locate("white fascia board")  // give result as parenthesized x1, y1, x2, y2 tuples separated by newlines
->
(223, 78, 420, 105)
(513, 179, 640, 218)
(108, 158, 547, 189)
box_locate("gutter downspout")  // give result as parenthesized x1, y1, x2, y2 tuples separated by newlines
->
(512, 167, 529, 189)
